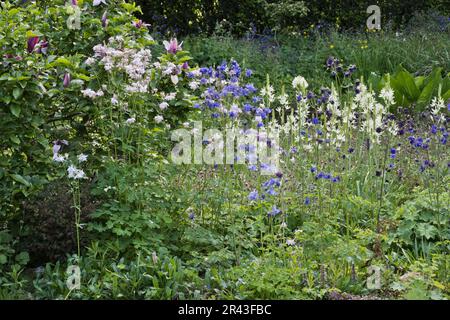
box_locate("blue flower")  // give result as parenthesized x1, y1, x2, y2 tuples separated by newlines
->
(332, 176, 340, 183)
(310, 166, 317, 173)
(248, 190, 258, 201)
(266, 188, 277, 196)
(304, 197, 311, 205)
(268, 205, 281, 217)
(312, 117, 320, 125)
(431, 125, 437, 134)
(390, 148, 396, 159)
(245, 69, 253, 77)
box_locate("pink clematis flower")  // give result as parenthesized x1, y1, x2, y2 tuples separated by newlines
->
(163, 38, 182, 54)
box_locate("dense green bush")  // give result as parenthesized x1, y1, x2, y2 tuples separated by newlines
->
(133, 0, 450, 36)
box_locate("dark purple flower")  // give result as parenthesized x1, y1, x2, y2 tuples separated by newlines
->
(27, 36, 39, 53)
(101, 11, 108, 28)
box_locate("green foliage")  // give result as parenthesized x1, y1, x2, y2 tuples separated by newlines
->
(390, 191, 449, 259)
(368, 66, 450, 111)
(32, 245, 202, 299)
(134, 0, 450, 36)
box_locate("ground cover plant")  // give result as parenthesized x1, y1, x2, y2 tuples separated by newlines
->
(0, 0, 448, 300)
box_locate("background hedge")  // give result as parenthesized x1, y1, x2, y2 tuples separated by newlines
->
(132, 0, 450, 36)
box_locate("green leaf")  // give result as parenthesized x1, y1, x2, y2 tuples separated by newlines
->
(9, 135, 20, 144)
(15, 252, 30, 265)
(12, 87, 23, 100)
(414, 76, 425, 90)
(416, 223, 438, 240)
(417, 69, 442, 109)
(442, 89, 450, 101)
(10, 174, 31, 187)
(0, 254, 7, 265)
(391, 68, 420, 106)
(10, 104, 21, 117)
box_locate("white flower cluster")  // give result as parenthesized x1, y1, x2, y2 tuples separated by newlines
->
(81, 88, 104, 99)
(292, 75, 308, 90)
(67, 165, 86, 180)
(90, 38, 153, 94)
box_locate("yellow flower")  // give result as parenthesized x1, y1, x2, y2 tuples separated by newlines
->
(330, 44, 335, 49)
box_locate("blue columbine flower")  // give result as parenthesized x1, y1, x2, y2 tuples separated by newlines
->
(431, 125, 437, 134)
(248, 190, 258, 201)
(390, 148, 396, 159)
(266, 188, 277, 196)
(268, 205, 281, 217)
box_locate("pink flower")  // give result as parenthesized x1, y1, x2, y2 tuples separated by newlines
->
(71, 0, 78, 6)
(163, 38, 182, 54)
(63, 73, 71, 88)
(132, 20, 150, 29)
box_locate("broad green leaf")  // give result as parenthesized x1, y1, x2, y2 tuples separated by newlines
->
(10, 174, 31, 187)
(414, 76, 425, 90)
(391, 68, 420, 105)
(442, 89, 450, 101)
(417, 69, 442, 109)
(10, 104, 21, 117)
(12, 87, 23, 100)
(9, 135, 20, 144)
(416, 223, 438, 240)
